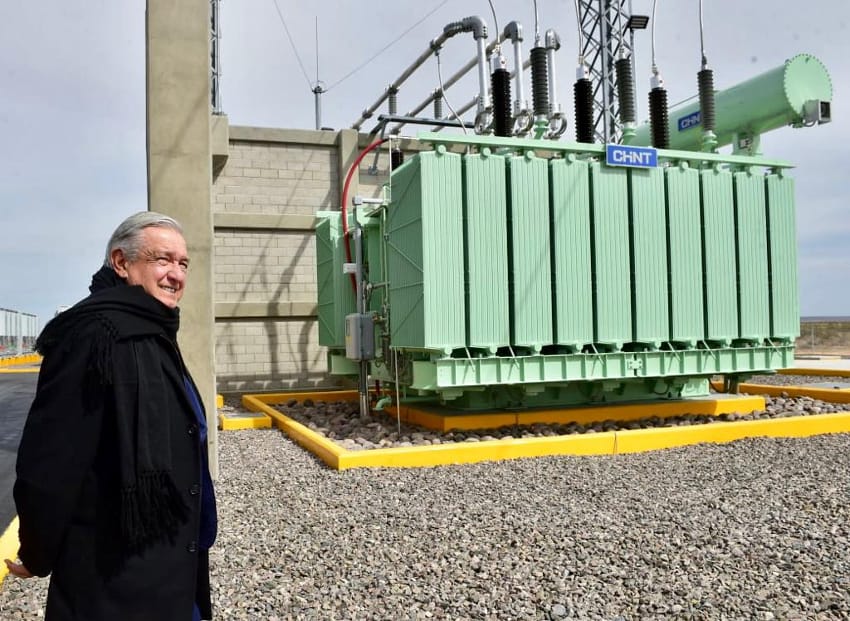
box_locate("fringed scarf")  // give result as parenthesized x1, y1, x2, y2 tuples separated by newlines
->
(36, 265, 189, 554)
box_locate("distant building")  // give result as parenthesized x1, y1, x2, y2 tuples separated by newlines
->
(1, 307, 39, 354)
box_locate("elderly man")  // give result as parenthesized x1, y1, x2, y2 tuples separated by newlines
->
(4, 212, 217, 621)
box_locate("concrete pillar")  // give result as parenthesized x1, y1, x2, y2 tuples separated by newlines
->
(146, 0, 219, 477)
(337, 129, 360, 209)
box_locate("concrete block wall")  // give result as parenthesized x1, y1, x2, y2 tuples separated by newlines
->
(214, 141, 338, 215)
(212, 125, 391, 393)
(214, 320, 330, 392)
(214, 230, 317, 302)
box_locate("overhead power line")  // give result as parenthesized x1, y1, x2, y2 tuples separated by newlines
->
(271, 0, 313, 90)
(325, 0, 450, 92)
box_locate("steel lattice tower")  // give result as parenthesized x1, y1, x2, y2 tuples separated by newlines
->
(211, 0, 222, 114)
(578, 0, 635, 143)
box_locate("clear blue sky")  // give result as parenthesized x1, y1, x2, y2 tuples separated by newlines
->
(1, 0, 848, 328)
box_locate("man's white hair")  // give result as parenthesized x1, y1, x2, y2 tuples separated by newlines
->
(104, 211, 184, 266)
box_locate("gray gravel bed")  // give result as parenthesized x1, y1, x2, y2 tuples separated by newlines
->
(4, 374, 850, 619)
(6, 431, 850, 619)
(212, 432, 850, 620)
(746, 373, 850, 387)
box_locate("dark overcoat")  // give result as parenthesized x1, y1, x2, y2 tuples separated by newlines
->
(14, 318, 212, 620)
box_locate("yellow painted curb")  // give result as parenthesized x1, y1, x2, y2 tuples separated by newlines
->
(216, 393, 273, 429)
(0, 354, 41, 367)
(248, 390, 360, 403)
(0, 517, 20, 587)
(240, 390, 850, 471)
(780, 367, 850, 378)
(0, 368, 39, 374)
(338, 433, 617, 469)
(243, 393, 621, 469)
(615, 413, 850, 453)
(218, 411, 272, 430)
(733, 383, 850, 402)
(387, 395, 765, 432)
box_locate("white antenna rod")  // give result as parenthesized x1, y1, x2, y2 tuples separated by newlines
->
(313, 16, 325, 129)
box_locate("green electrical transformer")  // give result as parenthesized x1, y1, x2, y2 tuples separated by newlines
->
(316, 54, 832, 412)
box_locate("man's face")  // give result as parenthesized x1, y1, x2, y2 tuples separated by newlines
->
(112, 227, 189, 308)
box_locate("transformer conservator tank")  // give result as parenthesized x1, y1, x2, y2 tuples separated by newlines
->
(632, 54, 832, 153)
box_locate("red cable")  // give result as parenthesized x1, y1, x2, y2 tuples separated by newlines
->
(341, 138, 389, 290)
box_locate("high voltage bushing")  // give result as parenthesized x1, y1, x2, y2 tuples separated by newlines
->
(433, 90, 443, 120)
(574, 78, 594, 143)
(530, 47, 550, 117)
(491, 68, 512, 137)
(698, 68, 716, 132)
(649, 87, 670, 148)
(615, 58, 637, 124)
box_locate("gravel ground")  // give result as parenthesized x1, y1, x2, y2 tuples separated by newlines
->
(3, 375, 850, 620)
(270, 389, 850, 452)
(746, 373, 850, 387)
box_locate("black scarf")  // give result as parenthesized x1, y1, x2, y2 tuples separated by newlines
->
(37, 265, 189, 553)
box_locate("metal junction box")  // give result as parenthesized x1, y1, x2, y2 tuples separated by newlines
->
(345, 313, 375, 361)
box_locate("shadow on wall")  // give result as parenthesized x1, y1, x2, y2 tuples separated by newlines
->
(217, 145, 334, 390)
(265, 233, 318, 386)
(217, 371, 344, 394)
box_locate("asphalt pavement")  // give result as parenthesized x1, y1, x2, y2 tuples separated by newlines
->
(791, 357, 850, 371)
(0, 373, 36, 534)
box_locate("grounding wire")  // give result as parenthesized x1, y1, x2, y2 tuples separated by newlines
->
(325, 0, 450, 92)
(573, 0, 584, 64)
(271, 0, 313, 90)
(487, 0, 500, 47)
(436, 50, 468, 134)
(650, 0, 659, 74)
(699, 0, 707, 68)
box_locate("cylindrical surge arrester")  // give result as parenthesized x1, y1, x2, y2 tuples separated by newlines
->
(697, 67, 717, 151)
(530, 46, 550, 119)
(491, 58, 512, 137)
(697, 68, 715, 132)
(574, 71, 594, 143)
(649, 86, 669, 148)
(696, 0, 716, 151)
(616, 57, 637, 125)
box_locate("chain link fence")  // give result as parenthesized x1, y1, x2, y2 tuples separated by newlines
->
(796, 318, 850, 355)
(0, 308, 39, 357)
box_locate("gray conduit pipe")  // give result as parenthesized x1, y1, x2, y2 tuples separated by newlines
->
(352, 16, 490, 131)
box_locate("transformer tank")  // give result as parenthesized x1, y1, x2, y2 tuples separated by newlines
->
(317, 131, 800, 410)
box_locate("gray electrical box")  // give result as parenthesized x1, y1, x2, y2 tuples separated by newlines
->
(345, 313, 375, 360)
(803, 99, 831, 125)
